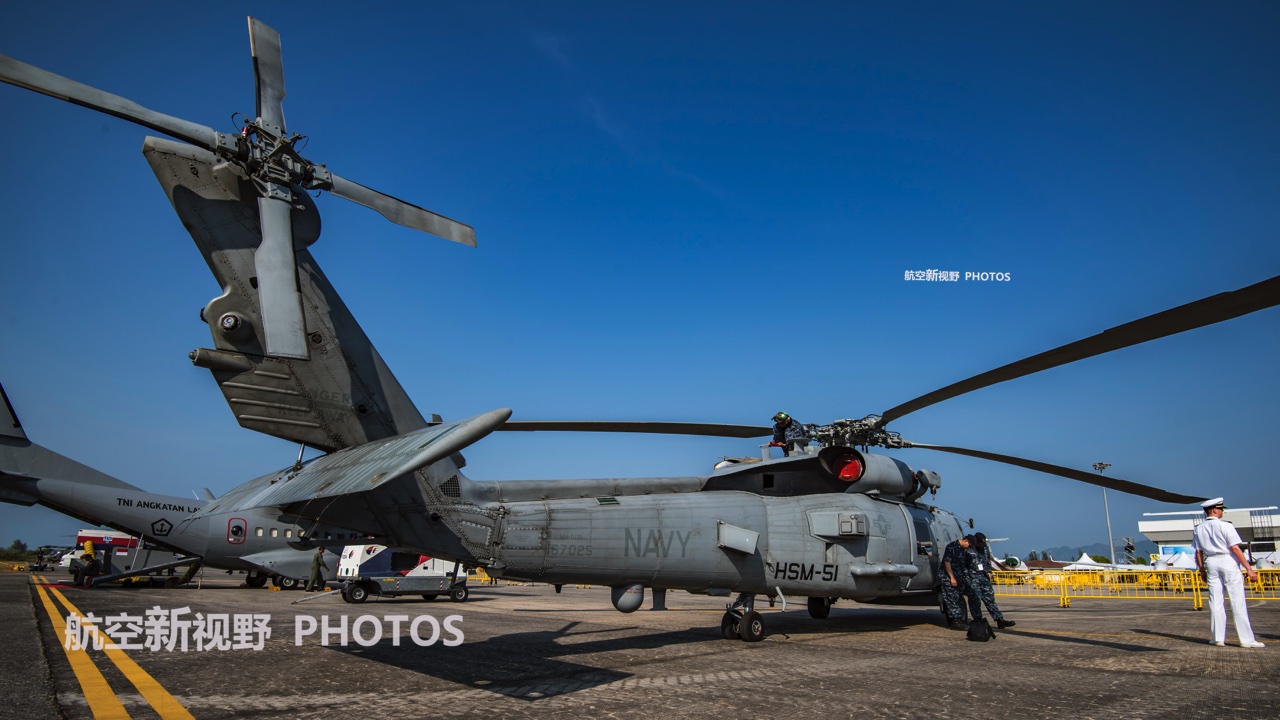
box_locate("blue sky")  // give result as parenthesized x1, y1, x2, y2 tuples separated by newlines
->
(1, 2, 1277, 560)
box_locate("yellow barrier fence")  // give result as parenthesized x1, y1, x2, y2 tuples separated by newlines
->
(993, 568, 1280, 609)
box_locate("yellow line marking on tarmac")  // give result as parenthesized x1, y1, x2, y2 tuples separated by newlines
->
(32, 575, 131, 719)
(36, 576, 196, 720)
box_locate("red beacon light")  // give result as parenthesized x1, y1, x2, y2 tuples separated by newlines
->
(834, 455, 864, 482)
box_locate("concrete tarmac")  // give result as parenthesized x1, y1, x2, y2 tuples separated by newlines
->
(6, 572, 1278, 719)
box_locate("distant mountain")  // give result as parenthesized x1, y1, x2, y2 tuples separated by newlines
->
(1015, 539, 1158, 563)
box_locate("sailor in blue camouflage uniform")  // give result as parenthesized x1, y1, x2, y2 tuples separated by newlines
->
(964, 532, 1014, 629)
(770, 412, 807, 456)
(940, 535, 972, 630)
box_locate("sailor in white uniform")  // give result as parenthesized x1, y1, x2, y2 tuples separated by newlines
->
(1192, 497, 1263, 648)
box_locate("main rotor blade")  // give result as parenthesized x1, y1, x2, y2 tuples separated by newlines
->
(330, 174, 477, 246)
(248, 17, 287, 135)
(0, 54, 220, 150)
(881, 274, 1280, 426)
(254, 197, 308, 359)
(906, 441, 1205, 504)
(496, 421, 772, 438)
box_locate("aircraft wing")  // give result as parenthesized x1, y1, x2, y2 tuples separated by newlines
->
(195, 408, 511, 515)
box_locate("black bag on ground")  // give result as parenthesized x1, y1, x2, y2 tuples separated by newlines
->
(966, 618, 995, 642)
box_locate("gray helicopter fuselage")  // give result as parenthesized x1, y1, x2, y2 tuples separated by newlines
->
(473, 487, 963, 599)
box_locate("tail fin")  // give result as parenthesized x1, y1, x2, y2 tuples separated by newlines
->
(1, 383, 25, 440)
(0, 383, 138, 494)
(146, 139, 431, 454)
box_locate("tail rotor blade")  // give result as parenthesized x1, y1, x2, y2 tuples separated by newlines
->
(330, 174, 477, 246)
(248, 18, 286, 134)
(254, 197, 308, 359)
(0, 54, 220, 151)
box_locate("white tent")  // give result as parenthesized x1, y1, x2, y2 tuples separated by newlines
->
(1063, 552, 1103, 570)
(1151, 551, 1198, 570)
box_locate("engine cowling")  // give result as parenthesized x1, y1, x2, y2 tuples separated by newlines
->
(818, 447, 918, 496)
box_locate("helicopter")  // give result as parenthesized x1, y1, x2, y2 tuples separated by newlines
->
(0, 381, 345, 588)
(3, 18, 1275, 642)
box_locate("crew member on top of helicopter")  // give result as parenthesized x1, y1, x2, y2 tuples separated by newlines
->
(770, 412, 807, 456)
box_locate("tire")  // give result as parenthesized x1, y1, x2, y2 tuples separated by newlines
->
(280, 577, 300, 590)
(348, 583, 369, 603)
(341, 585, 355, 604)
(720, 611, 740, 640)
(739, 610, 765, 642)
(449, 585, 469, 603)
(246, 574, 268, 588)
(807, 596, 831, 619)
(421, 594, 439, 602)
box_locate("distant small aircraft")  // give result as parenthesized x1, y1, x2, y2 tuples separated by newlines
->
(0, 382, 342, 587)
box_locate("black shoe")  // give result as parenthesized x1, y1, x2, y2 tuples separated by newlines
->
(996, 619, 1015, 629)
(948, 619, 968, 631)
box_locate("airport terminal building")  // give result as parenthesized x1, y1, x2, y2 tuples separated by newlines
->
(1139, 506, 1279, 567)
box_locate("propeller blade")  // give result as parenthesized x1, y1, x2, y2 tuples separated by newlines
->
(881, 274, 1280, 426)
(254, 196, 308, 359)
(330, 174, 477, 246)
(248, 18, 287, 135)
(0, 54, 221, 151)
(495, 420, 772, 438)
(905, 441, 1205, 504)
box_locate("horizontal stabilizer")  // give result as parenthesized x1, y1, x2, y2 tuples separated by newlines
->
(0, 382, 139, 492)
(197, 408, 511, 515)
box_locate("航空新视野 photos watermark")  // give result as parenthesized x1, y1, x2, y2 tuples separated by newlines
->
(903, 270, 1012, 282)
(61, 606, 464, 651)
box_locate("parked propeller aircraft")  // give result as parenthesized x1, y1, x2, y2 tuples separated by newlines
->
(4, 17, 1274, 641)
(0, 383, 340, 588)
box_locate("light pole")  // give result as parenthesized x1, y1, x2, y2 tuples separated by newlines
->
(1094, 462, 1114, 563)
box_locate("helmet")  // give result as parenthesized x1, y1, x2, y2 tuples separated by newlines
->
(772, 412, 790, 423)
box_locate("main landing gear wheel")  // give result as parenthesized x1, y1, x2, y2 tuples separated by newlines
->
(808, 596, 832, 619)
(449, 585, 469, 602)
(279, 576, 300, 590)
(720, 612, 740, 640)
(739, 610, 765, 642)
(246, 574, 268, 588)
(721, 592, 765, 641)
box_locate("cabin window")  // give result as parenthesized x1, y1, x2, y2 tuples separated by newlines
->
(285, 529, 293, 538)
(270, 528, 279, 538)
(913, 518, 933, 555)
(255, 527, 264, 537)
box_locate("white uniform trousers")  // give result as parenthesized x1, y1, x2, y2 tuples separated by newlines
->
(1205, 554, 1256, 645)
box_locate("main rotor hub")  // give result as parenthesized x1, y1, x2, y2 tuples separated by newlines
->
(807, 415, 909, 450)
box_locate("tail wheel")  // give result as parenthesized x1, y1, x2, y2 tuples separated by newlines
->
(739, 610, 765, 642)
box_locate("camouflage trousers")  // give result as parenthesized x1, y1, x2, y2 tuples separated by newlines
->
(964, 573, 1004, 622)
(940, 578, 968, 621)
